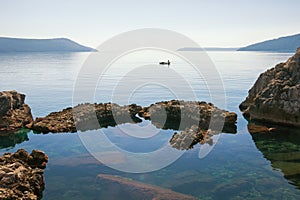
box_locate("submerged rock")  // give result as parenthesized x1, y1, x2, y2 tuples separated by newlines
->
(0, 149, 48, 200)
(97, 174, 197, 200)
(240, 48, 300, 127)
(249, 125, 300, 189)
(169, 125, 217, 150)
(0, 91, 33, 133)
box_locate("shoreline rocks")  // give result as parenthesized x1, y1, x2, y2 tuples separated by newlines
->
(30, 100, 237, 134)
(140, 100, 237, 133)
(30, 103, 142, 133)
(0, 149, 48, 200)
(0, 91, 33, 133)
(240, 48, 300, 127)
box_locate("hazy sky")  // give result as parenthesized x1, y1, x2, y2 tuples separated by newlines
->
(1, 0, 299, 48)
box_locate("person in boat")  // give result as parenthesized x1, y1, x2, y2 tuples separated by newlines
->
(159, 60, 171, 66)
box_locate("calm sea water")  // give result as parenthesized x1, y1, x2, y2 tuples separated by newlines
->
(1, 51, 300, 199)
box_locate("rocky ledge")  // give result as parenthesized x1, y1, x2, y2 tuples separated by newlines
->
(240, 48, 300, 127)
(0, 149, 48, 200)
(30, 103, 142, 133)
(139, 100, 237, 133)
(30, 100, 237, 134)
(0, 91, 33, 133)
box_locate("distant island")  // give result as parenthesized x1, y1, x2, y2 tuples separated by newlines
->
(238, 33, 300, 52)
(177, 47, 239, 51)
(0, 37, 96, 52)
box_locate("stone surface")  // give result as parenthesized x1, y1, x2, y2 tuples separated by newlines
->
(31, 103, 142, 133)
(140, 100, 237, 133)
(0, 91, 33, 133)
(240, 48, 300, 127)
(0, 149, 48, 200)
(30, 100, 237, 134)
(97, 174, 197, 200)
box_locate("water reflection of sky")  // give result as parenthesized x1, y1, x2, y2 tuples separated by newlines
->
(1, 51, 300, 199)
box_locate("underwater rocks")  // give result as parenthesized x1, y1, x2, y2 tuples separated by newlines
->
(249, 126, 300, 188)
(97, 174, 197, 200)
(169, 125, 218, 150)
(240, 48, 300, 127)
(30, 103, 142, 133)
(139, 100, 237, 132)
(0, 91, 33, 133)
(0, 149, 48, 200)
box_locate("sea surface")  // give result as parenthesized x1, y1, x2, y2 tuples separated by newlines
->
(1, 50, 300, 199)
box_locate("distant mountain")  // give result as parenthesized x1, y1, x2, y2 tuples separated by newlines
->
(178, 47, 239, 51)
(0, 37, 96, 52)
(238, 33, 300, 52)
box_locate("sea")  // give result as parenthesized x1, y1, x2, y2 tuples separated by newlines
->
(0, 50, 300, 199)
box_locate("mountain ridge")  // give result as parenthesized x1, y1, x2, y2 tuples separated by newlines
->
(238, 33, 300, 52)
(0, 37, 96, 52)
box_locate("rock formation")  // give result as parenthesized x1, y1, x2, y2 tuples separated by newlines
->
(240, 48, 300, 127)
(30, 100, 237, 134)
(97, 174, 197, 200)
(140, 100, 237, 133)
(0, 149, 48, 200)
(0, 91, 33, 133)
(30, 103, 142, 133)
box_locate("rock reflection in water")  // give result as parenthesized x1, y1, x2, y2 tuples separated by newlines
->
(248, 123, 300, 189)
(0, 128, 29, 149)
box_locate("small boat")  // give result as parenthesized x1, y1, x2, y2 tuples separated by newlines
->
(159, 60, 170, 66)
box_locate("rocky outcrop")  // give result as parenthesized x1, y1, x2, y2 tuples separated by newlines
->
(0, 91, 33, 133)
(97, 174, 197, 200)
(30, 100, 237, 134)
(30, 103, 142, 133)
(240, 48, 300, 127)
(0, 149, 48, 200)
(140, 100, 237, 133)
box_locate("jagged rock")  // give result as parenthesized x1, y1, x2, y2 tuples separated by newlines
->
(140, 100, 237, 132)
(31, 103, 142, 133)
(30, 100, 237, 134)
(240, 48, 300, 127)
(97, 174, 197, 200)
(0, 91, 33, 133)
(0, 149, 48, 200)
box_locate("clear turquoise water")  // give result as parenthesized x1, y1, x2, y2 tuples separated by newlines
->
(1, 51, 300, 199)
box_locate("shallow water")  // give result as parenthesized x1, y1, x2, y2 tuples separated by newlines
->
(1, 51, 300, 199)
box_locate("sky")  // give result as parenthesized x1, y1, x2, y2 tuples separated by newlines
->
(0, 0, 299, 48)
